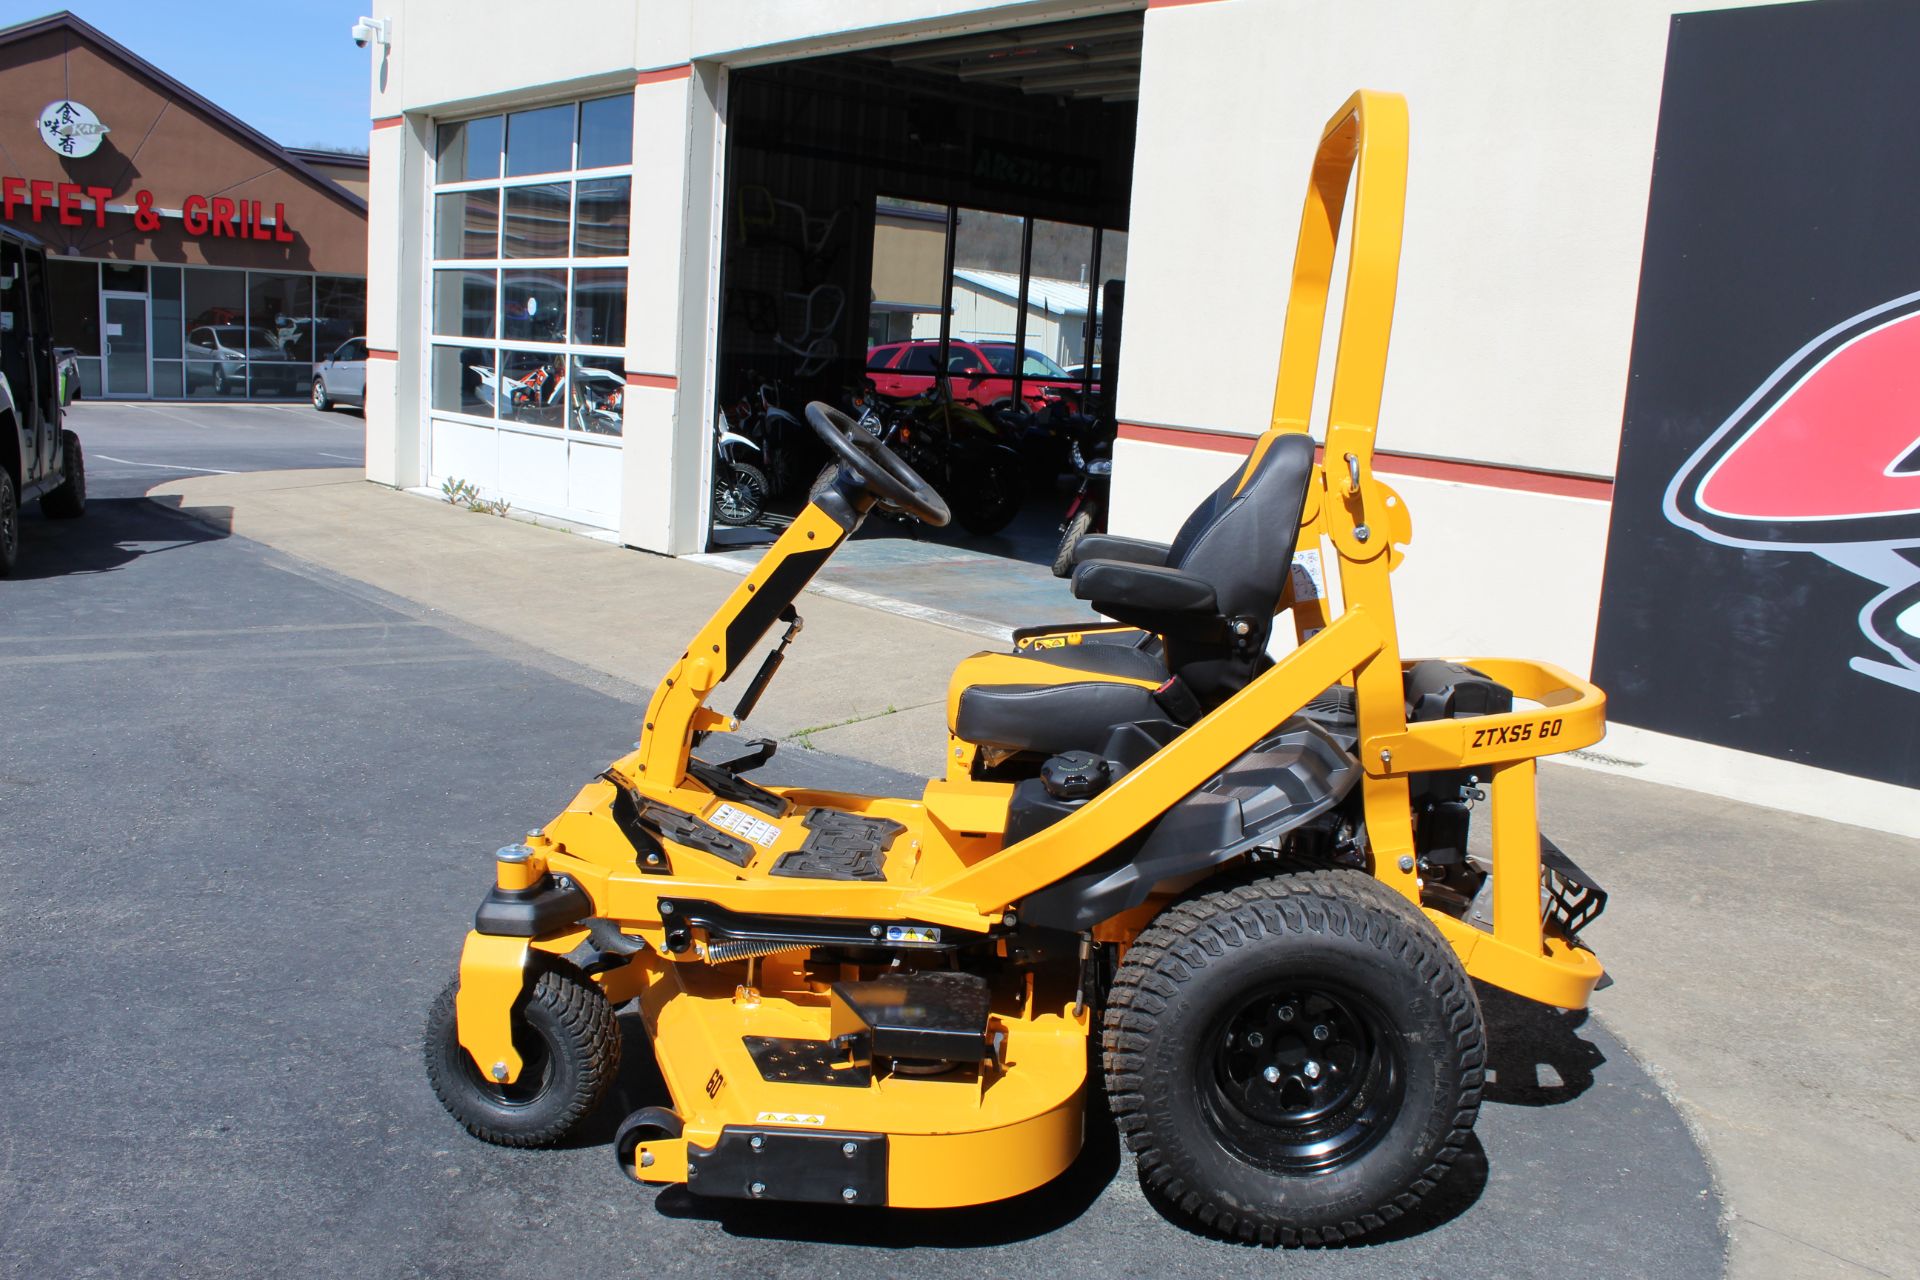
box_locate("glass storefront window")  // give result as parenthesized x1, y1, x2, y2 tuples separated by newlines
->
(568, 356, 625, 435)
(497, 349, 567, 426)
(862, 200, 1124, 415)
(152, 360, 184, 398)
(151, 267, 183, 359)
(867, 199, 947, 355)
(432, 344, 493, 417)
(433, 269, 495, 339)
(101, 263, 148, 293)
(573, 178, 630, 257)
(437, 115, 503, 183)
(184, 269, 248, 399)
(435, 189, 500, 260)
(577, 96, 633, 170)
(571, 268, 626, 347)
(316, 276, 367, 351)
(433, 96, 630, 438)
(501, 269, 567, 343)
(249, 274, 312, 360)
(1028, 220, 1096, 378)
(48, 260, 100, 356)
(503, 183, 571, 259)
(506, 104, 573, 177)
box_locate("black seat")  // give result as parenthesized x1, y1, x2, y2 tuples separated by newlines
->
(951, 432, 1317, 755)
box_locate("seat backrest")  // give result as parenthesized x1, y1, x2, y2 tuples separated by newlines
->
(1167, 430, 1316, 620)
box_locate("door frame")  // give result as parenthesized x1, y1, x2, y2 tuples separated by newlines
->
(100, 288, 153, 398)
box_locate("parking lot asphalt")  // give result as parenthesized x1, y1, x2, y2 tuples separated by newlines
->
(0, 493, 1724, 1278)
(66, 399, 365, 499)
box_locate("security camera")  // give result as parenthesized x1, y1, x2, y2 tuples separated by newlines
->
(351, 17, 389, 49)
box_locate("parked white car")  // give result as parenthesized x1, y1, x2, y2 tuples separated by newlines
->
(186, 325, 299, 396)
(312, 337, 367, 411)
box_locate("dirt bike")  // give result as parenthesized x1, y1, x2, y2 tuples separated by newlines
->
(811, 385, 1025, 536)
(724, 376, 808, 496)
(1052, 416, 1115, 576)
(711, 405, 769, 527)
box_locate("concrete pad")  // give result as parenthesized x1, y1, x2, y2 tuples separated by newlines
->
(793, 699, 953, 779)
(1542, 764, 1920, 1279)
(148, 470, 986, 758)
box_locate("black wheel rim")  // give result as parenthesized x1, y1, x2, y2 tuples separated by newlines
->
(714, 471, 762, 524)
(453, 1021, 555, 1110)
(1198, 981, 1405, 1174)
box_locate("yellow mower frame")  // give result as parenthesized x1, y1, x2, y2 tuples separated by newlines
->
(442, 89, 1607, 1216)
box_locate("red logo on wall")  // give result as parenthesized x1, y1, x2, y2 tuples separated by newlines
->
(1, 179, 295, 242)
(1665, 292, 1920, 688)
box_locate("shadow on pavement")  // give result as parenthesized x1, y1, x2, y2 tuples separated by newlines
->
(1477, 982, 1607, 1107)
(584, 969, 1613, 1253)
(10, 498, 230, 579)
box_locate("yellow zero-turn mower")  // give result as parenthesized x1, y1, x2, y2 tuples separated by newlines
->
(424, 91, 1611, 1244)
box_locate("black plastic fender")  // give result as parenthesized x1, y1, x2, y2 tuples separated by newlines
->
(1019, 717, 1360, 931)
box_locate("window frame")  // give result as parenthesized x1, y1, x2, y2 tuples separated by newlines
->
(428, 94, 634, 441)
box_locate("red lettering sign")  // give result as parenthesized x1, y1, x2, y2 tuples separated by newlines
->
(1, 185, 296, 243)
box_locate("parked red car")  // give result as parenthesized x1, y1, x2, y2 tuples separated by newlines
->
(867, 339, 1091, 409)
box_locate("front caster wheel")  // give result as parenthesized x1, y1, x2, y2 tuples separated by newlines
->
(424, 957, 622, 1147)
(1103, 868, 1486, 1245)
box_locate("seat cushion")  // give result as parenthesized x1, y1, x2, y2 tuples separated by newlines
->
(956, 680, 1166, 755)
(947, 642, 1169, 754)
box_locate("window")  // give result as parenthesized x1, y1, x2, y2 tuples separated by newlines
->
(864, 197, 1124, 412)
(430, 94, 633, 435)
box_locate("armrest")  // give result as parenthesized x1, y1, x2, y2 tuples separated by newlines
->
(1072, 560, 1219, 621)
(1072, 534, 1171, 568)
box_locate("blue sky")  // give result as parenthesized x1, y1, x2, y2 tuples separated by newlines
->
(17, 3, 374, 152)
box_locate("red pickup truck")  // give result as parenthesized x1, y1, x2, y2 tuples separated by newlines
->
(867, 339, 1092, 409)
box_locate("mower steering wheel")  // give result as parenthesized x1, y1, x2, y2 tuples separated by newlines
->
(805, 402, 951, 527)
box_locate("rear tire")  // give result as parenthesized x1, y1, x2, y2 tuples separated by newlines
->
(312, 378, 333, 412)
(1052, 507, 1093, 578)
(0, 469, 19, 577)
(713, 460, 769, 525)
(807, 461, 841, 507)
(1104, 869, 1485, 1245)
(41, 430, 85, 520)
(424, 958, 622, 1148)
(953, 453, 1024, 536)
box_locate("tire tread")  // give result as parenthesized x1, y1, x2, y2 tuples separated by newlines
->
(1102, 868, 1486, 1246)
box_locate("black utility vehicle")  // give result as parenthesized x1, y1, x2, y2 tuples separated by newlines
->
(1, 225, 85, 576)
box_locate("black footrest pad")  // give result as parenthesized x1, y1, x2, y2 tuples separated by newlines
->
(771, 809, 905, 881)
(742, 1036, 872, 1088)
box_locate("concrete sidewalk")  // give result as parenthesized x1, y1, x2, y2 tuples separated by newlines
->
(151, 470, 1920, 1280)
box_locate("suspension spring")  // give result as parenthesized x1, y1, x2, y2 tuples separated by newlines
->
(703, 938, 809, 965)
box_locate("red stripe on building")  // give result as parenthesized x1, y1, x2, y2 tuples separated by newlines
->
(371, 115, 403, 131)
(1147, 0, 1229, 8)
(636, 65, 692, 86)
(366, 347, 397, 361)
(624, 372, 677, 389)
(1117, 421, 1614, 501)
(1118, 421, 1253, 454)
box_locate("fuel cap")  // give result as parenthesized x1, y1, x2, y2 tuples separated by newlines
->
(1041, 750, 1111, 801)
